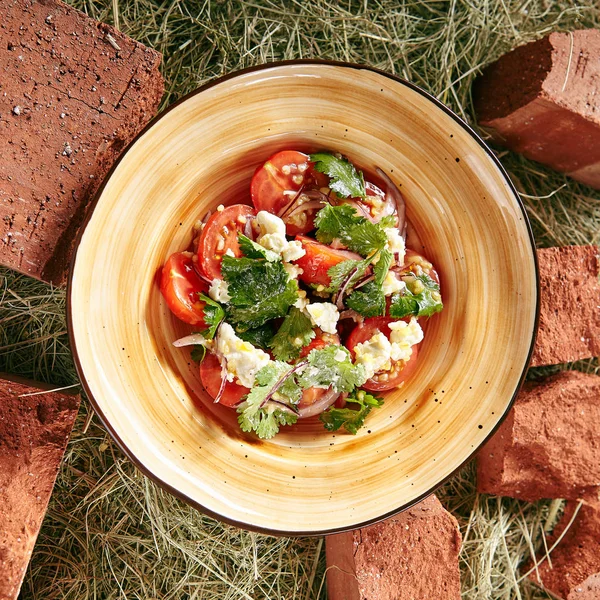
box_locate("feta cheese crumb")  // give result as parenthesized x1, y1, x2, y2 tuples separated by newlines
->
(294, 289, 309, 311)
(334, 348, 348, 362)
(255, 211, 306, 277)
(215, 323, 270, 388)
(208, 278, 231, 303)
(389, 317, 423, 363)
(353, 332, 392, 380)
(224, 248, 235, 257)
(305, 302, 339, 334)
(384, 227, 406, 264)
(381, 271, 406, 296)
(283, 262, 304, 280)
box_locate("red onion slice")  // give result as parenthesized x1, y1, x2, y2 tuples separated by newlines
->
(285, 200, 327, 220)
(376, 167, 406, 237)
(214, 360, 229, 404)
(298, 387, 340, 419)
(173, 334, 207, 347)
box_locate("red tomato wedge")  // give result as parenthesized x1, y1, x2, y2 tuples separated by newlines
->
(198, 204, 256, 280)
(200, 352, 250, 408)
(160, 252, 209, 326)
(346, 317, 420, 391)
(294, 235, 362, 287)
(250, 150, 324, 235)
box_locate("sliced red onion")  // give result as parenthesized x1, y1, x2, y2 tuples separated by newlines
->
(353, 274, 375, 290)
(243, 214, 256, 239)
(339, 309, 363, 322)
(376, 167, 406, 237)
(298, 387, 340, 419)
(334, 262, 363, 309)
(278, 185, 306, 219)
(201, 209, 212, 224)
(266, 400, 299, 416)
(260, 360, 308, 408)
(214, 359, 229, 404)
(173, 333, 207, 347)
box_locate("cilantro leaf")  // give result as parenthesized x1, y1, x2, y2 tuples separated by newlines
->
(237, 361, 301, 439)
(236, 322, 275, 349)
(198, 293, 225, 339)
(238, 234, 279, 262)
(379, 215, 397, 228)
(190, 346, 206, 363)
(373, 249, 393, 286)
(309, 153, 366, 198)
(389, 273, 443, 319)
(269, 307, 316, 362)
(221, 256, 298, 329)
(298, 345, 367, 393)
(346, 281, 386, 317)
(325, 258, 369, 295)
(314, 204, 387, 256)
(320, 390, 384, 434)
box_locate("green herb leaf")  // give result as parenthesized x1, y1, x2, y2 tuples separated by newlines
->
(314, 204, 387, 256)
(320, 390, 384, 434)
(190, 346, 206, 363)
(298, 345, 367, 393)
(236, 322, 276, 349)
(198, 293, 225, 339)
(309, 153, 366, 198)
(373, 249, 393, 286)
(238, 233, 279, 262)
(222, 256, 298, 329)
(389, 273, 443, 318)
(379, 215, 397, 228)
(325, 258, 368, 295)
(346, 281, 386, 317)
(269, 307, 316, 362)
(237, 361, 301, 439)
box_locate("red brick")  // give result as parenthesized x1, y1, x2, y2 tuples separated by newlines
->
(532, 245, 600, 367)
(326, 495, 462, 600)
(477, 371, 600, 502)
(0, 375, 79, 600)
(529, 501, 600, 599)
(0, 0, 163, 283)
(473, 29, 600, 188)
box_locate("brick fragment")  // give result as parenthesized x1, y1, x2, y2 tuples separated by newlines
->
(473, 29, 600, 188)
(528, 501, 600, 600)
(0, 0, 164, 283)
(477, 371, 600, 502)
(326, 495, 462, 600)
(0, 375, 80, 600)
(532, 245, 600, 367)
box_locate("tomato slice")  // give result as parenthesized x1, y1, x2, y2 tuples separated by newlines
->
(160, 252, 209, 326)
(200, 352, 250, 408)
(346, 317, 420, 391)
(198, 204, 256, 280)
(250, 150, 325, 235)
(294, 235, 362, 287)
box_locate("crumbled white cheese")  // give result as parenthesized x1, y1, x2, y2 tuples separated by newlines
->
(224, 248, 235, 257)
(381, 271, 406, 296)
(389, 317, 423, 363)
(384, 227, 406, 264)
(294, 289, 309, 311)
(215, 323, 270, 388)
(352, 332, 392, 380)
(283, 262, 304, 280)
(334, 348, 348, 362)
(208, 278, 231, 303)
(255, 211, 306, 273)
(305, 302, 339, 334)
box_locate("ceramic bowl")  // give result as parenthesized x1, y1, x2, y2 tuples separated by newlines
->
(68, 61, 538, 535)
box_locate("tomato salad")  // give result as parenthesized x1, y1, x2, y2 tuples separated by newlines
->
(160, 151, 443, 439)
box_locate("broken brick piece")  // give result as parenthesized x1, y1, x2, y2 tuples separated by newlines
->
(529, 502, 600, 600)
(477, 370, 600, 502)
(0, 0, 163, 283)
(473, 29, 600, 188)
(0, 374, 80, 600)
(326, 495, 462, 600)
(532, 245, 600, 367)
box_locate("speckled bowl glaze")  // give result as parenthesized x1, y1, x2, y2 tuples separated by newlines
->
(68, 61, 538, 535)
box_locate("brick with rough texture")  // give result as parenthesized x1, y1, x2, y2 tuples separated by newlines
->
(0, 0, 163, 283)
(326, 495, 462, 600)
(529, 501, 600, 600)
(477, 370, 600, 502)
(474, 29, 600, 188)
(532, 245, 600, 367)
(0, 375, 80, 600)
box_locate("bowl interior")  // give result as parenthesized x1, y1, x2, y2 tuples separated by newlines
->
(69, 63, 537, 534)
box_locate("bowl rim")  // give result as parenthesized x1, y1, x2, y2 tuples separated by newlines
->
(67, 59, 540, 537)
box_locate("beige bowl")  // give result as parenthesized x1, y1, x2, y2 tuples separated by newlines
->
(68, 61, 538, 535)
